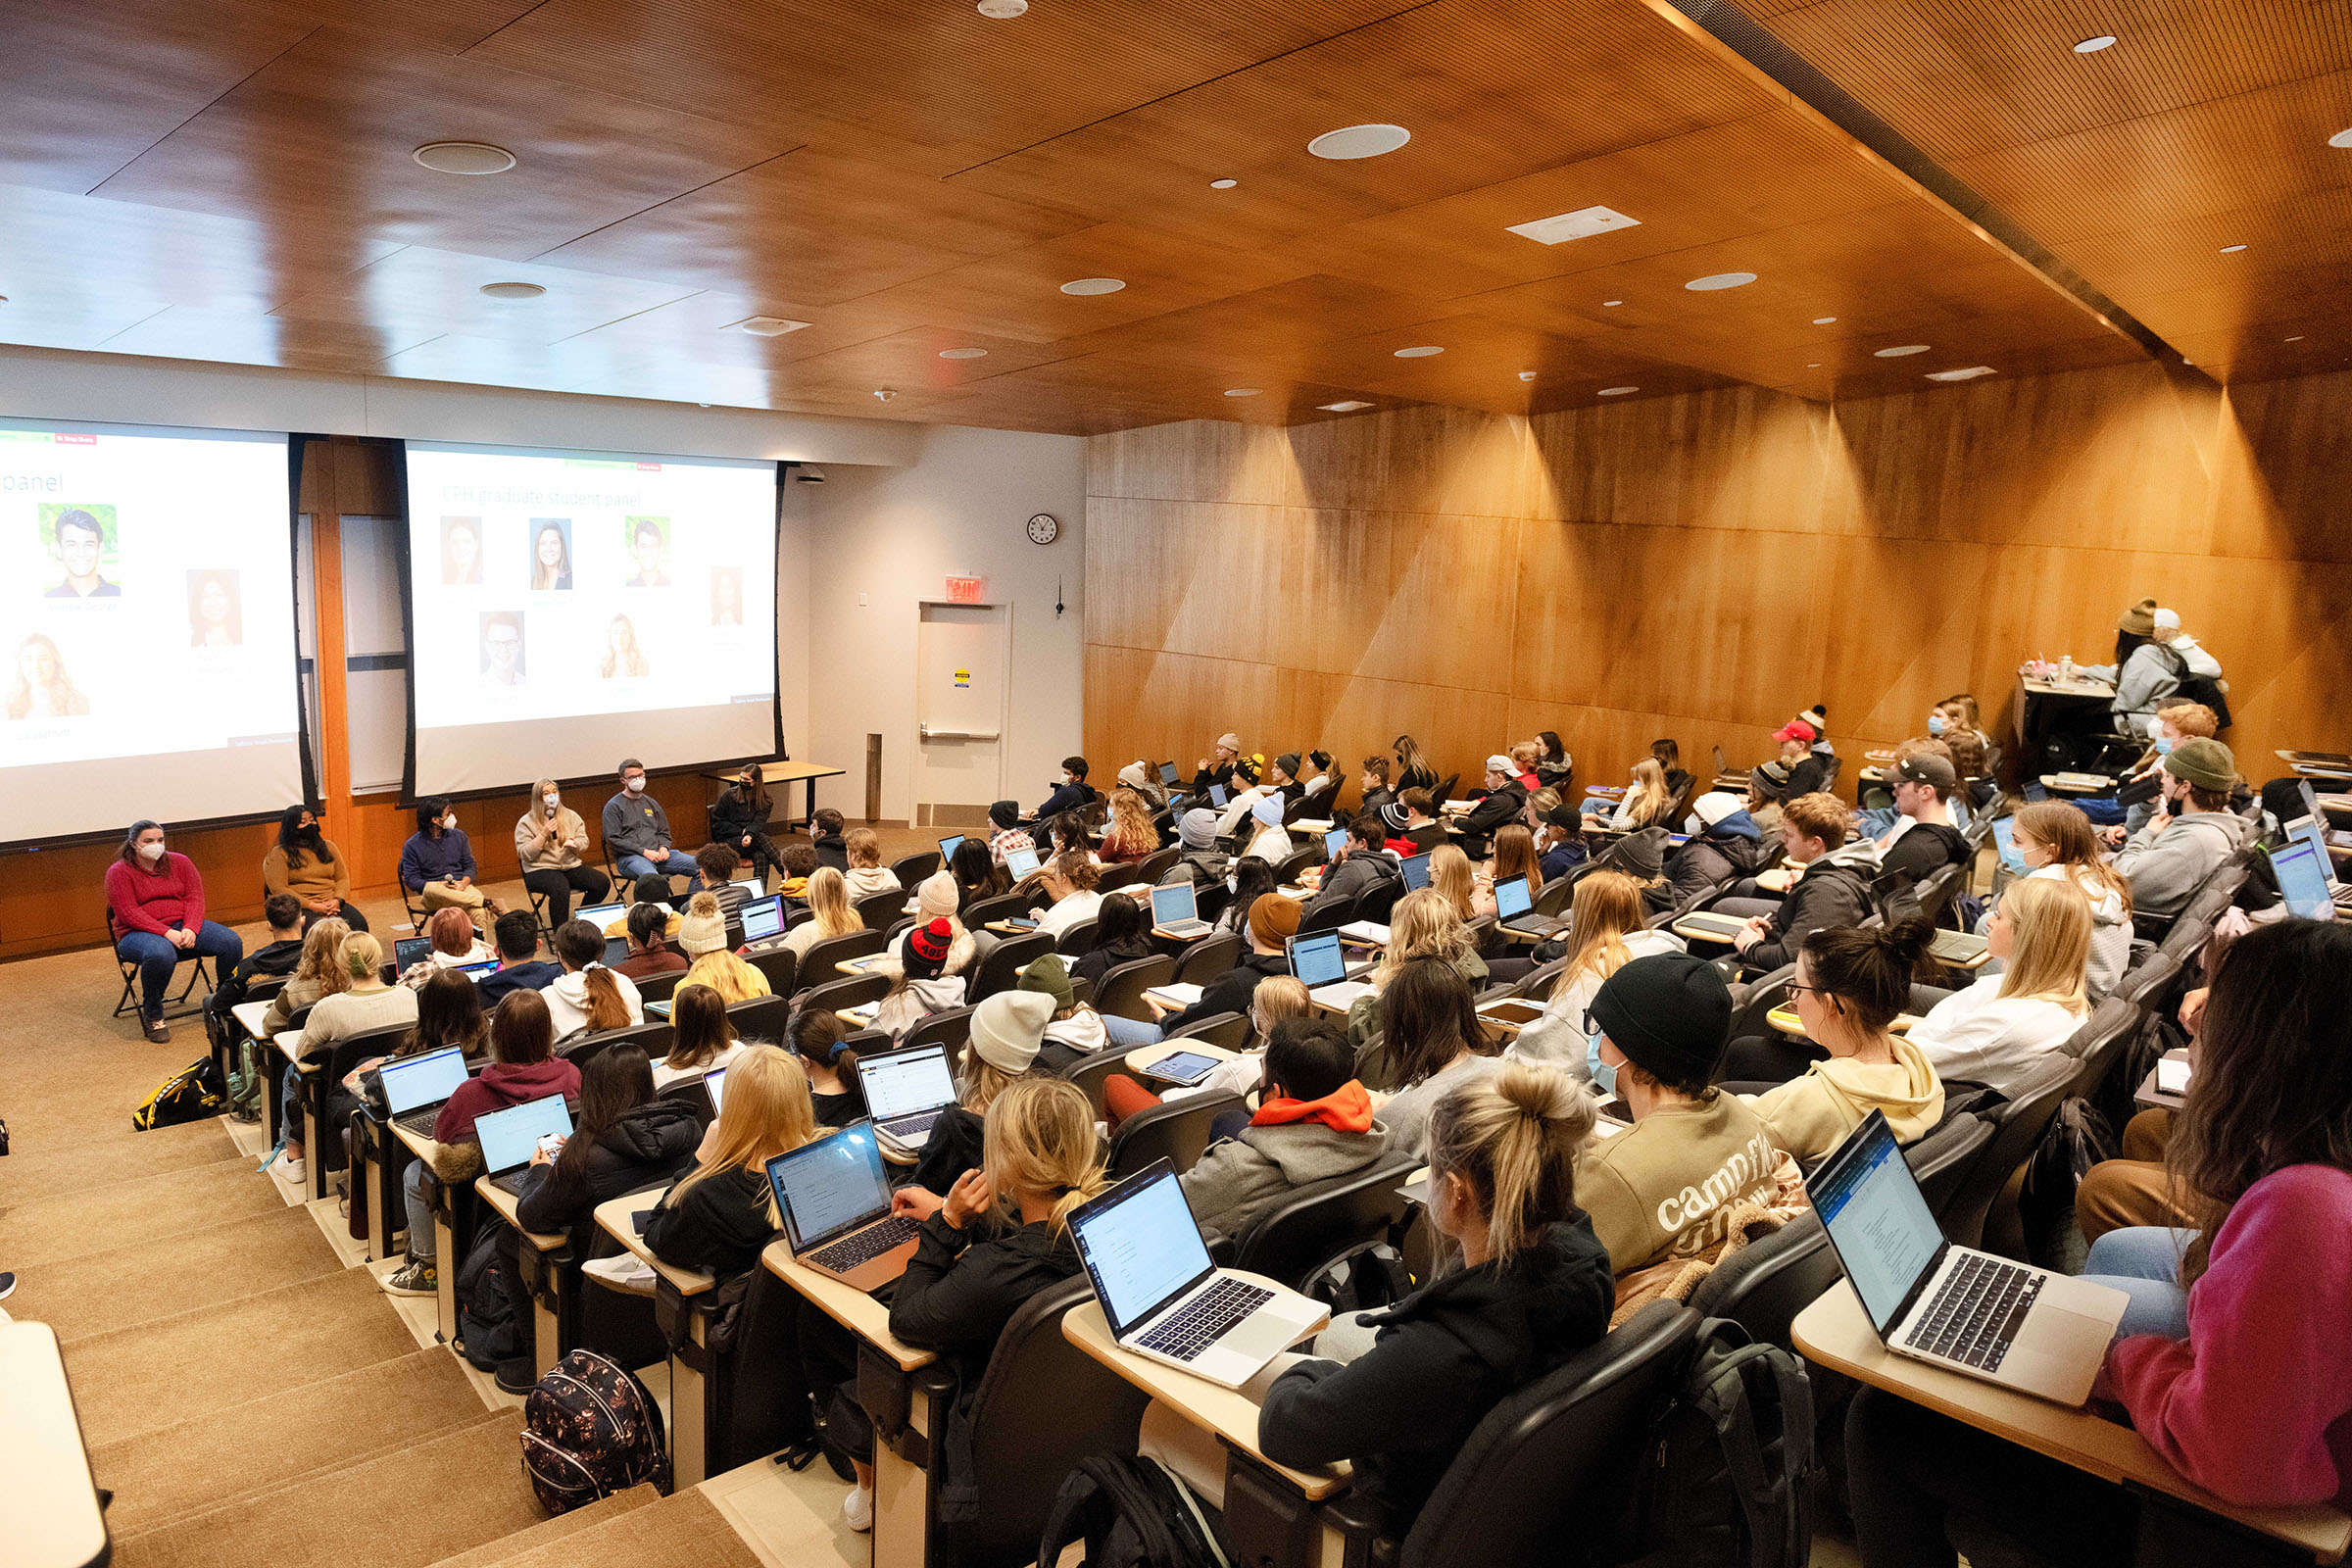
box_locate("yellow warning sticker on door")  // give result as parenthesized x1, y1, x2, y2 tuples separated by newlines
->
(954, 668, 971, 687)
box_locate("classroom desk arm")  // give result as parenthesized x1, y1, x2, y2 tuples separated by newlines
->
(1317, 1488, 1401, 1568)
(860, 1348, 955, 1468)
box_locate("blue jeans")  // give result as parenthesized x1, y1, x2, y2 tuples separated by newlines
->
(117, 921, 245, 1021)
(405, 1159, 437, 1260)
(2081, 1225, 2195, 1342)
(1102, 1013, 1164, 1049)
(614, 853, 702, 894)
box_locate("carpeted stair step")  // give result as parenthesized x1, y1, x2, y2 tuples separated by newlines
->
(26, 1205, 345, 1346)
(420, 1483, 662, 1568)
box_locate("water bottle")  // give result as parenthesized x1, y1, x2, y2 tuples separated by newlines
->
(2059, 655, 2075, 684)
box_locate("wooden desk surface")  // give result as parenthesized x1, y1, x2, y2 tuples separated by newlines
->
(1792, 1284, 2350, 1563)
(476, 1173, 567, 1251)
(272, 1030, 310, 1064)
(700, 760, 844, 786)
(760, 1241, 935, 1372)
(2021, 675, 2118, 701)
(1126, 1039, 1239, 1077)
(390, 1121, 439, 1163)
(592, 1194, 714, 1297)
(1062, 1290, 1348, 1500)
(1, 1321, 110, 1568)
(231, 1000, 271, 1039)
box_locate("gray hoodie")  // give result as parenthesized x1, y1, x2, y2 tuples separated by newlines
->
(1179, 1116, 1391, 1248)
(2112, 808, 2252, 920)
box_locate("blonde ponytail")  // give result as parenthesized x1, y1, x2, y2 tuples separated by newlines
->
(1427, 1060, 1597, 1266)
(981, 1076, 1107, 1237)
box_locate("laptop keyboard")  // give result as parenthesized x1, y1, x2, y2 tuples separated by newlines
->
(1903, 1253, 2042, 1372)
(1161, 919, 1208, 936)
(394, 1106, 440, 1135)
(1137, 1277, 1275, 1362)
(808, 1215, 919, 1273)
(883, 1110, 942, 1141)
(489, 1167, 533, 1196)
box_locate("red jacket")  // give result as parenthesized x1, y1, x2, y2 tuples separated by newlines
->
(2103, 1163, 2352, 1508)
(106, 853, 206, 938)
(434, 1057, 581, 1146)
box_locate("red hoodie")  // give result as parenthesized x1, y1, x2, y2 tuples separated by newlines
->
(1250, 1080, 1376, 1135)
(434, 1057, 581, 1145)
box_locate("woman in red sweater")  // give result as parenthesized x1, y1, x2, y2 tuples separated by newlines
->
(1847, 919, 2352, 1566)
(106, 819, 245, 1043)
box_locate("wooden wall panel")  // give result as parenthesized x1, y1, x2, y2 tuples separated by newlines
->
(1086, 362, 2352, 804)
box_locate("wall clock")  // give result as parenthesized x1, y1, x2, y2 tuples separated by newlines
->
(1027, 512, 1060, 545)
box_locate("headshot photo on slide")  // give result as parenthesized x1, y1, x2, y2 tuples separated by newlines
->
(602, 612, 650, 678)
(529, 517, 572, 591)
(41, 504, 121, 599)
(623, 515, 670, 587)
(481, 611, 526, 684)
(710, 564, 743, 626)
(8, 631, 91, 719)
(442, 515, 484, 585)
(187, 569, 243, 647)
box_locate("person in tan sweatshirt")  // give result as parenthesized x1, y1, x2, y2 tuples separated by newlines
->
(1743, 915, 1945, 1162)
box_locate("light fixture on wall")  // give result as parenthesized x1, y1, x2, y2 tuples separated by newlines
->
(978, 0, 1026, 16)
(1598, 386, 1638, 396)
(1318, 400, 1373, 412)
(1393, 345, 1444, 358)
(1059, 277, 1126, 295)
(939, 347, 989, 359)
(1210, 177, 1239, 188)
(733, 316, 812, 336)
(1813, 316, 1837, 324)
(1925, 366, 1996, 381)
(1875, 344, 1932, 357)
(795, 466, 826, 483)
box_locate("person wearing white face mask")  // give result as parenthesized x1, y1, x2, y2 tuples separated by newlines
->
(399, 796, 504, 939)
(107, 819, 245, 1042)
(514, 776, 609, 927)
(603, 756, 700, 894)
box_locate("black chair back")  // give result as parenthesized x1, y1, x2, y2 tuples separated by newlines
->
(1106, 1092, 1244, 1178)
(857, 888, 908, 932)
(1171, 933, 1243, 986)
(1230, 1153, 1416, 1290)
(1054, 917, 1100, 958)
(901, 1005, 974, 1055)
(724, 992, 796, 1039)
(657, 1075, 717, 1125)
(945, 1276, 1151, 1568)
(1164, 1011, 1252, 1051)
(746, 945, 800, 999)
(1296, 895, 1355, 938)
(1094, 863, 1145, 895)
(1135, 847, 1181, 884)
(1907, 1111, 1994, 1218)
(636, 969, 690, 1005)
(968, 932, 1054, 1002)
(1684, 1212, 1838, 1349)
(1093, 955, 1177, 1021)
(1938, 1054, 2077, 1252)
(963, 892, 1033, 928)
(889, 851, 941, 888)
(562, 1019, 672, 1070)
(795, 974, 888, 1021)
(1395, 1302, 1701, 1568)
(1062, 1045, 1152, 1114)
(1275, 847, 1321, 884)
(1531, 876, 1575, 917)
(1356, 875, 1407, 923)
(798, 928, 887, 991)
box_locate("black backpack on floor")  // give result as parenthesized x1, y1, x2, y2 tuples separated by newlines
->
(1037, 1454, 1231, 1568)
(1624, 1319, 1817, 1568)
(132, 1057, 224, 1131)
(521, 1348, 669, 1513)
(454, 1226, 521, 1371)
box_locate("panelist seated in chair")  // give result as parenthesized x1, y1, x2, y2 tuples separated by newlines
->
(602, 757, 701, 892)
(108, 818, 245, 1044)
(399, 798, 505, 939)
(514, 778, 609, 928)
(264, 804, 368, 932)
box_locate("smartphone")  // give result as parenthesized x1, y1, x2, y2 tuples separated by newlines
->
(630, 1208, 655, 1233)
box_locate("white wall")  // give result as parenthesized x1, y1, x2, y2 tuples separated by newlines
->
(803, 425, 1088, 822)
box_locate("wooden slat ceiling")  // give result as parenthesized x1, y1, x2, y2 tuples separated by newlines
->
(0, 0, 2334, 433)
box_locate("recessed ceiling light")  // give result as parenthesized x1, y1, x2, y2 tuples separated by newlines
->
(1506, 205, 1641, 245)
(732, 316, 811, 336)
(1518, 370, 1537, 381)
(1306, 123, 1411, 161)
(873, 388, 897, 402)
(977, 0, 1026, 16)
(1807, 362, 1821, 368)
(1393, 345, 1444, 358)
(2220, 243, 2247, 253)
(2287, 335, 2305, 341)
(1059, 277, 1125, 295)
(1223, 387, 1261, 397)
(1318, 400, 1373, 412)
(938, 347, 988, 360)
(1602, 299, 1624, 307)
(1686, 271, 1758, 291)
(1926, 366, 1996, 381)
(1813, 316, 1838, 324)
(2074, 33, 2117, 52)
(414, 141, 515, 174)
(1598, 386, 1638, 396)
(1209, 178, 1238, 189)
(478, 280, 546, 299)
(2332, 128, 2352, 149)
(1875, 343, 1932, 357)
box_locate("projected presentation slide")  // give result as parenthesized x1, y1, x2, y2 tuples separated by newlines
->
(0, 418, 300, 845)
(404, 442, 778, 795)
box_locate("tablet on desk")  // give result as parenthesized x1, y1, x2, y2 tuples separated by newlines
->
(1678, 910, 1751, 939)
(1142, 1051, 1222, 1087)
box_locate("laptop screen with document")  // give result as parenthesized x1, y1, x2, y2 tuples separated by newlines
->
(1494, 876, 1533, 919)
(857, 1045, 957, 1121)
(767, 1123, 893, 1252)
(1005, 845, 1041, 880)
(739, 895, 784, 943)
(1287, 932, 1348, 988)
(1811, 1111, 1943, 1336)
(1398, 852, 1432, 890)
(938, 834, 963, 863)
(2288, 817, 2337, 888)
(2272, 840, 2335, 921)
(475, 1096, 573, 1176)
(380, 1047, 466, 1116)
(1069, 1163, 1217, 1341)
(1150, 884, 1198, 928)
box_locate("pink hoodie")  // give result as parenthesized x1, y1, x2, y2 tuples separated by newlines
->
(2104, 1163, 2352, 1508)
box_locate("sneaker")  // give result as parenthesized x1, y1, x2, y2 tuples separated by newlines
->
(269, 1150, 306, 1184)
(143, 1019, 171, 1043)
(495, 1357, 539, 1396)
(0, 1272, 16, 1301)
(842, 1486, 874, 1534)
(382, 1256, 436, 1297)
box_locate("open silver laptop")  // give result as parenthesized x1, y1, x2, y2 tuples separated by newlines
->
(1150, 882, 1211, 938)
(1494, 875, 1566, 938)
(1287, 931, 1374, 1011)
(476, 1095, 574, 1197)
(764, 1121, 921, 1292)
(1068, 1159, 1327, 1387)
(855, 1042, 959, 1144)
(1815, 1111, 2125, 1404)
(382, 1047, 470, 1135)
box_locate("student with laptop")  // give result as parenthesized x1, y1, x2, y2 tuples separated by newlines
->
(1128, 893, 1301, 1047)
(1099, 977, 1310, 1129)
(395, 906, 492, 987)
(2112, 737, 2253, 922)
(270, 932, 418, 1185)
(1726, 793, 1882, 970)
(1577, 954, 1782, 1279)
(1987, 802, 2133, 1002)
(1341, 889, 1488, 1047)
(1256, 1060, 1613, 1529)
(386, 990, 581, 1298)
(350, 968, 485, 1121)
(986, 800, 1036, 870)
(542, 918, 643, 1042)
(1368, 958, 1505, 1158)
(1737, 918, 1945, 1161)
(693, 843, 755, 922)
(606, 901, 686, 984)
(1303, 813, 1403, 920)
(1847, 922, 2352, 1564)
(1179, 1017, 1389, 1249)
(471, 911, 556, 1004)
(949, 840, 1010, 910)
(1208, 859, 1280, 941)
(644, 1044, 818, 1277)
(1242, 792, 1293, 862)
(1453, 754, 1529, 858)
(789, 1008, 869, 1127)
(1508, 872, 1687, 1073)
(906, 990, 1056, 1196)
(1034, 852, 1105, 938)
(680, 941, 771, 1004)
(1905, 878, 2091, 1098)
(652, 984, 743, 1088)
(1100, 784, 1160, 863)
(1471, 823, 1544, 920)
(784, 866, 865, 961)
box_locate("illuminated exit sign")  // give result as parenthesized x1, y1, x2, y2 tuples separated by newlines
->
(946, 576, 985, 604)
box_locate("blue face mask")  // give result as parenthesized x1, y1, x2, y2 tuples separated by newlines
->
(1927, 713, 1946, 735)
(1586, 1028, 1618, 1100)
(2154, 735, 2176, 755)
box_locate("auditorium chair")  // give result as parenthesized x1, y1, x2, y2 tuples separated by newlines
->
(1106, 1093, 1245, 1179)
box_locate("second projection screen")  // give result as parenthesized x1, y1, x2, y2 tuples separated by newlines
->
(404, 442, 777, 795)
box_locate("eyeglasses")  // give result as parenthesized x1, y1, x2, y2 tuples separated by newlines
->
(1784, 981, 1829, 1003)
